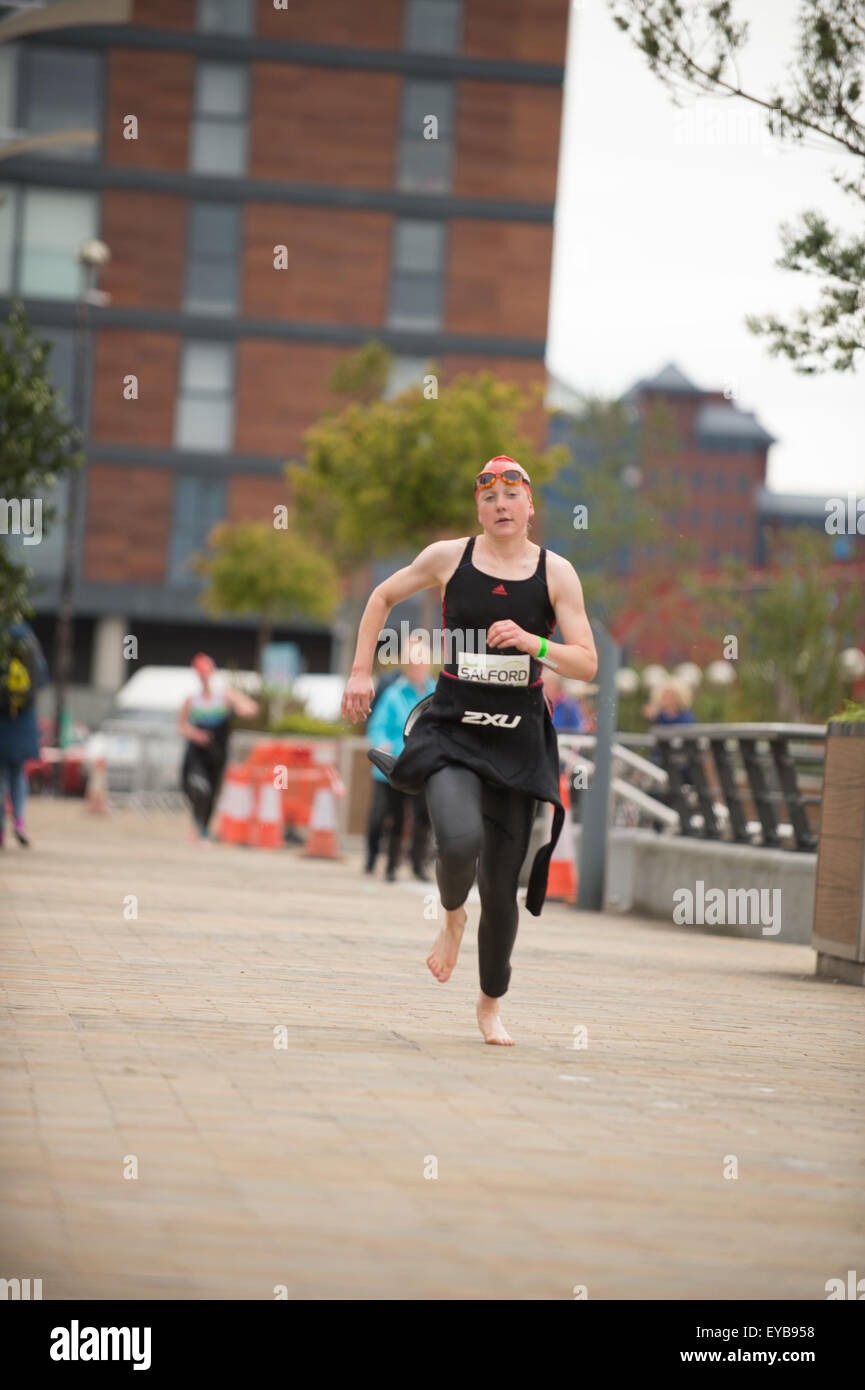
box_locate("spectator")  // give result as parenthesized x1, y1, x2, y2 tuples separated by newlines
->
(542, 668, 585, 732)
(366, 647, 436, 881)
(0, 616, 48, 849)
(643, 677, 697, 828)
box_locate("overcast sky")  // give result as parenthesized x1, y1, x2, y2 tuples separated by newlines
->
(546, 0, 864, 495)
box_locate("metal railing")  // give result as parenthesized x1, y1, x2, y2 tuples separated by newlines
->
(650, 722, 826, 851)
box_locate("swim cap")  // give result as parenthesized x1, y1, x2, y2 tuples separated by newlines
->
(475, 456, 533, 498)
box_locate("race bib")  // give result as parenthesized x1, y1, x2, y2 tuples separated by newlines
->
(455, 651, 530, 685)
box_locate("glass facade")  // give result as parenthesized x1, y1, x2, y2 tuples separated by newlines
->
(197, 0, 253, 34)
(18, 187, 98, 299)
(169, 475, 227, 585)
(388, 219, 446, 331)
(184, 202, 241, 315)
(397, 80, 454, 193)
(190, 62, 248, 177)
(174, 341, 235, 451)
(404, 0, 463, 53)
(18, 45, 101, 161)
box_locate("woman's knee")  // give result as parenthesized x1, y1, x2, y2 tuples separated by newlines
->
(436, 823, 482, 873)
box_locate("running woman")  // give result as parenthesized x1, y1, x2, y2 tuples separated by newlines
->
(341, 457, 598, 1045)
(178, 653, 258, 842)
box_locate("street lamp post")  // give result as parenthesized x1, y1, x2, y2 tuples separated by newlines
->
(52, 237, 110, 779)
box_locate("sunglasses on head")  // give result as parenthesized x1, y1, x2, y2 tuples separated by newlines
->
(475, 469, 531, 490)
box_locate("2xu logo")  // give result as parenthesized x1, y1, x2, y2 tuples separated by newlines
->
(461, 711, 522, 727)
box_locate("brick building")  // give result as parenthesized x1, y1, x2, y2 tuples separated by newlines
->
(0, 0, 570, 692)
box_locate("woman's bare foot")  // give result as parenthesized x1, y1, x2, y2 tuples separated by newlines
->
(426, 905, 466, 982)
(476, 992, 514, 1045)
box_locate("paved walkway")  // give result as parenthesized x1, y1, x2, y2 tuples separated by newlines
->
(1, 801, 863, 1300)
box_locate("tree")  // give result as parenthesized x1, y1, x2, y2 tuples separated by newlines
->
(682, 527, 864, 721)
(610, 0, 865, 373)
(0, 299, 82, 647)
(287, 343, 569, 671)
(543, 392, 701, 629)
(193, 518, 342, 672)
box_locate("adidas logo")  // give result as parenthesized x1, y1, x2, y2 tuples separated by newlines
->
(491, 583, 508, 595)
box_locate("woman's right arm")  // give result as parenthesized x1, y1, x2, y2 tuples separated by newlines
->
(341, 539, 459, 724)
(178, 695, 207, 744)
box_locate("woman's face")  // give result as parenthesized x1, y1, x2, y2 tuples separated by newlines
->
(476, 479, 533, 538)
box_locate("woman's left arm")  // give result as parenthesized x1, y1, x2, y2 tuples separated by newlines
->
(487, 554, 598, 681)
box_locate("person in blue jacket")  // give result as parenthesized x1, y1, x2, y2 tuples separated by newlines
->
(366, 644, 436, 881)
(0, 617, 48, 849)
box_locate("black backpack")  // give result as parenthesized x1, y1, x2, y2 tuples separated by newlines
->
(0, 633, 39, 718)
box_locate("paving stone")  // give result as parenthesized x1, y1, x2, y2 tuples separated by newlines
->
(0, 800, 863, 1300)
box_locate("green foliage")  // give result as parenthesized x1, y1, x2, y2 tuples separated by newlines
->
(610, 0, 865, 373)
(230, 686, 351, 735)
(327, 339, 392, 404)
(544, 394, 701, 628)
(193, 517, 343, 670)
(830, 698, 865, 722)
(288, 345, 568, 571)
(685, 527, 862, 721)
(269, 712, 353, 736)
(0, 299, 82, 619)
(194, 519, 341, 623)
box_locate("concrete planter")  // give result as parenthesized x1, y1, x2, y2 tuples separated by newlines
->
(812, 720, 865, 984)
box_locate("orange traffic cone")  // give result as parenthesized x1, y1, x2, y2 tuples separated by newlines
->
(303, 766, 345, 859)
(216, 765, 254, 845)
(545, 772, 578, 903)
(249, 770, 284, 849)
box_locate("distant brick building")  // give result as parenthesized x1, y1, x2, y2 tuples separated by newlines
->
(545, 361, 864, 664)
(0, 0, 570, 690)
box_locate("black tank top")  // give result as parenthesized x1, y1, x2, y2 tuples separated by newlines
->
(441, 535, 557, 687)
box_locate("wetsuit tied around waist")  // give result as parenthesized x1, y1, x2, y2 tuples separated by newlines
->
(382, 535, 566, 915)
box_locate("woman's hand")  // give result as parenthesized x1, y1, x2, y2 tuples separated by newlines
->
(188, 728, 212, 747)
(342, 673, 375, 723)
(486, 620, 537, 654)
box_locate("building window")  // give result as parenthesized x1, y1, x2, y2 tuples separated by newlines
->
(397, 80, 454, 193)
(184, 202, 241, 315)
(0, 184, 15, 293)
(692, 470, 702, 489)
(169, 475, 227, 586)
(716, 472, 726, 491)
(738, 474, 749, 493)
(174, 341, 234, 451)
(404, 0, 463, 53)
(190, 61, 248, 177)
(36, 325, 76, 415)
(388, 219, 446, 332)
(385, 356, 430, 399)
(18, 187, 97, 299)
(196, 0, 253, 34)
(18, 45, 101, 161)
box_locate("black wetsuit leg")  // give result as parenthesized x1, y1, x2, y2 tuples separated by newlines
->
(367, 780, 406, 872)
(424, 764, 536, 998)
(366, 779, 389, 869)
(182, 744, 225, 832)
